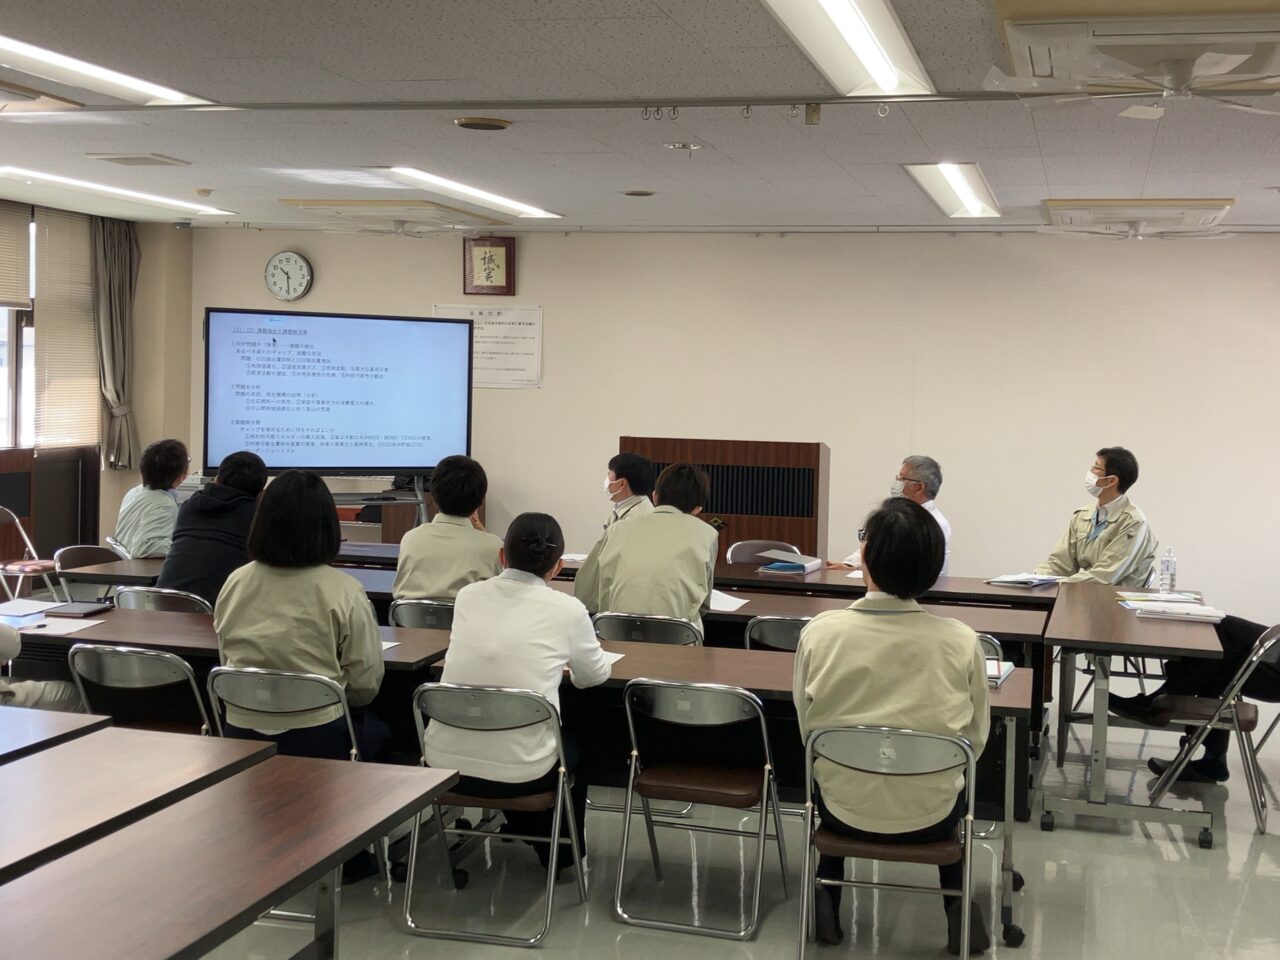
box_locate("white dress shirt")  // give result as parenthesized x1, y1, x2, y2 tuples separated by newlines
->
(424, 568, 611, 783)
(844, 499, 952, 575)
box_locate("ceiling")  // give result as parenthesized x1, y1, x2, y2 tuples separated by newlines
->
(5, 0, 1280, 232)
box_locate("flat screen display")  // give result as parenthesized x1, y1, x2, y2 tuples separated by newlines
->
(203, 307, 471, 475)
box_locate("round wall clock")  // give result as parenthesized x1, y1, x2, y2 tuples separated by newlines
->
(264, 250, 313, 301)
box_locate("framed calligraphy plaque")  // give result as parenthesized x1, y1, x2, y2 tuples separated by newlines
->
(463, 236, 515, 296)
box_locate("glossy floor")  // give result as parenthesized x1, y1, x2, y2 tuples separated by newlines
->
(204, 689, 1280, 960)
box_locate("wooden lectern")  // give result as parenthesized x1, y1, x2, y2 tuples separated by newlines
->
(619, 437, 829, 560)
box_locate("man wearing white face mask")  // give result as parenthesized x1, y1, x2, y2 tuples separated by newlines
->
(574, 453, 655, 608)
(838, 456, 951, 576)
(1034, 446, 1158, 588)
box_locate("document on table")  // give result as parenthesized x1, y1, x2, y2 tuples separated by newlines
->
(19, 618, 104, 637)
(0, 599, 64, 617)
(601, 650, 626, 669)
(710, 589, 749, 612)
(381, 641, 400, 651)
(561, 553, 589, 563)
(845, 570, 864, 579)
(986, 573, 1063, 587)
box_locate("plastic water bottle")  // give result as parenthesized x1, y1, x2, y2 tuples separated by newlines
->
(1159, 547, 1177, 592)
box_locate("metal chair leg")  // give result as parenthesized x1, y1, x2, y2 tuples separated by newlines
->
(1257, 713, 1280, 752)
(768, 774, 791, 899)
(959, 818, 974, 960)
(561, 781, 589, 904)
(796, 802, 814, 960)
(639, 796, 663, 882)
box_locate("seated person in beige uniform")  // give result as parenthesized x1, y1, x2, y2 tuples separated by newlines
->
(578, 462, 717, 636)
(794, 497, 990, 954)
(0, 624, 84, 712)
(1034, 446, 1158, 588)
(393, 455, 503, 601)
(573, 452, 656, 606)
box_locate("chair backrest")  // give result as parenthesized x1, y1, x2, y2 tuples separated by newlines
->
(389, 598, 455, 630)
(53, 545, 120, 574)
(623, 678, 774, 767)
(745, 616, 809, 652)
(411, 682, 565, 766)
(104, 536, 133, 561)
(806, 726, 976, 808)
(207, 666, 359, 758)
(67, 643, 210, 734)
(0, 504, 40, 560)
(976, 633, 1003, 661)
(114, 586, 213, 615)
(593, 612, 701, 646)
(1217, 624, 1280, 710)
(726, 540, 801, 564)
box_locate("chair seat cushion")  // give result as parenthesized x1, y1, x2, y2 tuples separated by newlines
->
(815, 827, 962, 866)
(440, 789, 557, 812)
(1151, 695, 1259, 733)
(634, 763, 764, 808)
(1, 559, 55, 575)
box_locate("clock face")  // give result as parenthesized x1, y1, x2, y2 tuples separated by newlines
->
(265, 251, 313, 301)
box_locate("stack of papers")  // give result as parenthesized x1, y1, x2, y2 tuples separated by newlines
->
(18, 618, 105, 637)
(986, 573, 1063, 588)
(1121, 601, 1225, 623)
(985, 659, 1015, 687)
(757, 550, 823, 575)
(709, 589, 750, 613)
(1115, 591, 1199, 603)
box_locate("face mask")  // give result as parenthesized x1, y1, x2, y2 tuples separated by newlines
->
(604, 477, 622, 500)
(889, 479, 907, 498)
(1084, 472, 1105, 498)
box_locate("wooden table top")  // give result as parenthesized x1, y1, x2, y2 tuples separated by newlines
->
(598, 639, 1031, 717)
(0, 755, 457, 960)
(58, 559, 164, 585)
(546, 580, 1046, 640)
(0, 707, 110, 765)
(713, 563, 1060, 610)
(43, 608, 450, 672)
(0, 727, 273, 884)
(1043, 581, 1222, 659)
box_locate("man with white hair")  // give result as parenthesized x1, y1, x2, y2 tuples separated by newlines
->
(838, 455, 952, 575)
(0, 624, 84, 711)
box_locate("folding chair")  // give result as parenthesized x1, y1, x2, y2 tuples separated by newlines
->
(104, 536, 133, 560)
(613, 679, 790, 940)
(0, 505, 58, 600)
(115, 586, 213, 615)
(1148, 624, 1280, 838)
(402, 682, 587, 948)
(593, 612, 701, 646)
(389, 598, 455, 631)
(68, 643, 210, 735)
(726, 540, 801, 564)
(797, 726, 979, 960)
(745, 615, 809, 652)
(53, 545, 121, 602)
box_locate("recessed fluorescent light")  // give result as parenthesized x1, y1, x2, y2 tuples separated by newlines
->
(387, 167, 560, 219)
(904, 163, 1001, 218)
(760, 0, 934, 96)
(0, 33, 207, 106)
(0, 166, 234, 215)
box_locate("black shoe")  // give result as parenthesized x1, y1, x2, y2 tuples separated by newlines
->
(1148, 756, 1230, 783)
(1108, 693, 1165, 726)
(946, 901, 990, 956)
(341, 849, 379, 885)
(813, 885, 844, 946)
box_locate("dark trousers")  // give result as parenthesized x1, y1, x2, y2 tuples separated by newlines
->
(452, 732, 586, 865)
(817, 791, 965, 915)
(225, 707, 392, 762)
(1154, 616, 1280, 755)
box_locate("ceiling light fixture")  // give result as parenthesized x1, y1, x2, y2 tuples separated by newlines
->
(663, 142, 701, 150)
(623, 190, 655, 197)
(904, 163, 1001, 218)
(0, 166, 234, 214)
(760, 0, 934, 96)
(454, 117, 511, 131)
(387, 166, 560, 218)
(0, 33, 207, 105)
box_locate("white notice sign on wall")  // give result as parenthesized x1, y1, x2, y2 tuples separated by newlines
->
(433, 303, 542, 389)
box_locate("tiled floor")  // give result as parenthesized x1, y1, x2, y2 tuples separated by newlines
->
(204, 682, 1280, 959)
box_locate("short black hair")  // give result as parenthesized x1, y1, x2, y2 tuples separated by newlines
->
(430, 455, 487, 516)
(140, 439, 188, 490)
(862, 498, 945, 600)
(504, 512, 565, 577)
(246, 469, 340, 568)
(608, 453, 656, 497)
(654, 462, 710, 514)
(215, 451, 267, 498)
(1097, 447, 1139, 493)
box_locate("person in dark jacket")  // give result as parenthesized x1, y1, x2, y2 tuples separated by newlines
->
(157, 452, 267, 607)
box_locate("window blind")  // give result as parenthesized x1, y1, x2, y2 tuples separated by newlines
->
(34, 207, 100, 448)
(0, 200, 32, 309)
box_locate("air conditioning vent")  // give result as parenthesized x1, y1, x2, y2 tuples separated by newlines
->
(1044, 198, 1234, 234)
(86, 153, 192, 167)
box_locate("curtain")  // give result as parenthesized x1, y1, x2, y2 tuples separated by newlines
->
(90, 217, 140, 469)
(0, 200, 32, 309)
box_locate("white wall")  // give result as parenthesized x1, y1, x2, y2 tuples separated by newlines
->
(188, 229, 1280, 624)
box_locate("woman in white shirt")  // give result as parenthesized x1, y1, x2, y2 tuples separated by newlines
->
(425, 511, 610, 873)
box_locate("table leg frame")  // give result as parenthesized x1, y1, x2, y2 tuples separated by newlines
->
(999, 715, 1025, 946)
(284, 866, 341, 960)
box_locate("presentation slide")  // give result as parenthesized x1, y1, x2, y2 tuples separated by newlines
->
(205, 309, 471, 474)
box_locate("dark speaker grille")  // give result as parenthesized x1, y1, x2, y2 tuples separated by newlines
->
(654, 463, 814, 518)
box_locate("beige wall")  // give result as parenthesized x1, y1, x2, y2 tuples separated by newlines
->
(183, 228, 1280, 624)
(99, 223, 192, 539)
